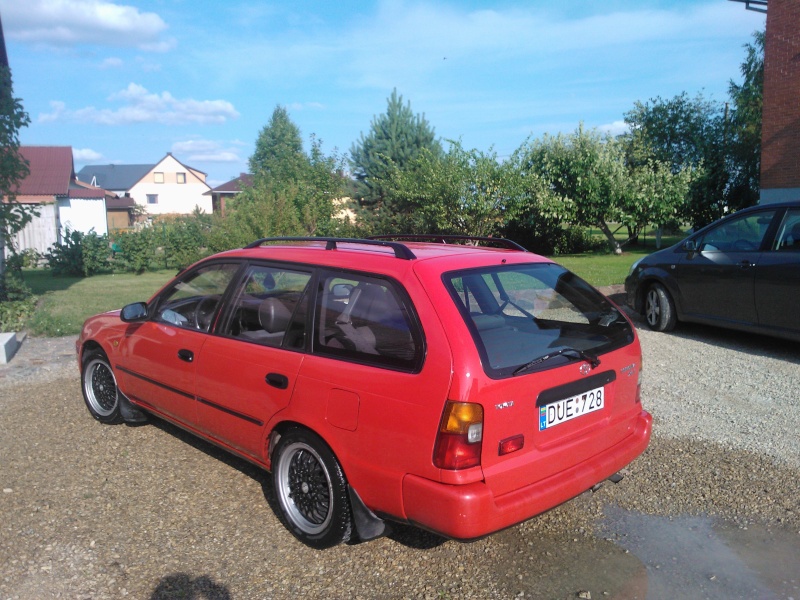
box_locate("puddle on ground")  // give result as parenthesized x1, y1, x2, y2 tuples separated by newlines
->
(492, 507, 800, 600)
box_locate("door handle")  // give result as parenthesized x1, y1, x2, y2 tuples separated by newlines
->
(266, 372, 289, 390)
(738, 260, 754, 269)
(178, 349, 194, 363)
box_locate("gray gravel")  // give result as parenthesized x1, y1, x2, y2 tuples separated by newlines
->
(1, 314, 799, 599)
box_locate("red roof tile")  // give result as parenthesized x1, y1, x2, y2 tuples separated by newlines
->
(14, 146, 74, 196)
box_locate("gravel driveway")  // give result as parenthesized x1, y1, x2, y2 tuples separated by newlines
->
(1, 312, 799, 599)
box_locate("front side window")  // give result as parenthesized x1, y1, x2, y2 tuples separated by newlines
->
(153, 263, 239, 332)
(444, 263, 633, 378)
(220, 264, 312, 349)
(773, 209, 800, 251)
(314, 271, 423, 372)
(697, 210, 776, 252)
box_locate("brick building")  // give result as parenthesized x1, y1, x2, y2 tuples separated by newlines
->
(760, 0, 800, 203)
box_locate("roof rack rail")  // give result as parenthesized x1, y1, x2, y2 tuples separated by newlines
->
(244, 237, 417, 260)
(368, 234, 527, 252)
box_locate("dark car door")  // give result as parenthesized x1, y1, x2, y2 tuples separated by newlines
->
(116, 262, 240, 426)
(676, 209, 777, 325)
(194, 264, 312, 459)
(755, 207, 800, 335)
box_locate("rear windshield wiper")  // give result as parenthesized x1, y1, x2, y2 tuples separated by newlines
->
(513, 347, 601, 376)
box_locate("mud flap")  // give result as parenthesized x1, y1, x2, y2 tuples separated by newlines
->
(348, 486, 387, 542)
(119, 391, 148, 424)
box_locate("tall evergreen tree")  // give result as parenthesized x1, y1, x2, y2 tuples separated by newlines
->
(350, 89, 441, 231)
(1, 14, 33, 301)
(249, 105, 309, 183)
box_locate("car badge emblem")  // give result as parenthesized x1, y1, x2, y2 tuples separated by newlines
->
(579, 363, 591, 376)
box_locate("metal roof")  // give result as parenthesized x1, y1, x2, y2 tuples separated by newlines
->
(14, 146, 74, 196)
(76, 163, 154, 191)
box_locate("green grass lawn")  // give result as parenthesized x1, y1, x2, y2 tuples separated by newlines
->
(22, 269, 175, 337)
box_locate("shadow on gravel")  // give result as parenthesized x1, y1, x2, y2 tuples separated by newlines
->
(385, 522, 448, 549)
(150, 573, 231, 599)
(656, 322, 800, 364)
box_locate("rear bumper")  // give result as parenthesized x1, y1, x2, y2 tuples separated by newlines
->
(401, 409, 652, 540)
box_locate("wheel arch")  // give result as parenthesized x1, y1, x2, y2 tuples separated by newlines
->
(635, 269, 683, 318)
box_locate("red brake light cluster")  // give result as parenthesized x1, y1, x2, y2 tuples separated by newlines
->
(433, 401, 483, 470)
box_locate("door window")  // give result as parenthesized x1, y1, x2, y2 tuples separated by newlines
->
(153, 263, 239, 332)
(219, 265, 312, 349)
(697, 211, 776, 252)
(314, 271, 423, 372)
(773, 209, 800, 251)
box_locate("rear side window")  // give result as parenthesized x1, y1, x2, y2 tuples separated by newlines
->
(444, 263, 634, 378)
(774, 209, 800, 251)
(313, 270, 424, 372)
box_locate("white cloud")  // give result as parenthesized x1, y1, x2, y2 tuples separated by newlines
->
(288, 102, 326, 111)
(598, 120, 629, 137)
(39, 83, 240, 126)
(172, 139, 241, 163)
(100, 57, 123, 69)
(73, 148, 104, 162)
(0, 0, 175, 51)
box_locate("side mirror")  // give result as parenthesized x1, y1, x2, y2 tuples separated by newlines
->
(121, 302, 148, 322)
(683, 240, 698, 253)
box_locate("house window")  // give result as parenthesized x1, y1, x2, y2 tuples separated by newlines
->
(147, 194, 158, 204)
(154, 172, 164, 183)
(177, 172, 186, 184)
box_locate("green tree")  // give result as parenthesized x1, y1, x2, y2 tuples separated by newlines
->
(350, 89, 442, 231)
(388, 141, 524, 237)
(215, 109, 344, 248)
(520, 126, 630, 253)
(727, 29, 764, 210)
(0, 18, 34, 301)
(249, 105, 309, 183)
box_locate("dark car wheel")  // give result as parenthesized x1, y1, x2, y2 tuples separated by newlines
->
(272, 428, 352, 549)
(81, 349, 124, 424)
(644, 283, 677, 332)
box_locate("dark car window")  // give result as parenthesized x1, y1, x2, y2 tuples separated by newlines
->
(444, 263, 634, 379)
(313, 271, 423, 372)
(219, 265, 312, 348)
(697, 211, 776, 252)
(774, 209, 800, 251)
(153, 263, 240, 332)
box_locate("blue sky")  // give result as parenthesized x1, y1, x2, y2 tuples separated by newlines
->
(1, 0, 765, 188)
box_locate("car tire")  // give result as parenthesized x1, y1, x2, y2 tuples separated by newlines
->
(272, 428, 352, 549)
(81, 349, 124, 424)
(644, 283, 677, 332)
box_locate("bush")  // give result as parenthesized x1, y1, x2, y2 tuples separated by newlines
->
(503, 223, 607, 255)
(46, 229, 110, 276)
(0, 296, 36, 332)
(112, 227, 156, 274)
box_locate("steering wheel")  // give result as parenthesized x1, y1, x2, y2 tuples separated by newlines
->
(194, 295, 219, 331)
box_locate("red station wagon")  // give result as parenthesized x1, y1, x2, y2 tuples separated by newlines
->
(77, 236, 652, 548)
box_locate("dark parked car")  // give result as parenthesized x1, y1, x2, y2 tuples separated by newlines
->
(625, 201, 800, 342)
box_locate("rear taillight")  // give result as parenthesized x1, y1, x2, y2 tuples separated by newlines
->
(433, 401, 483, 470)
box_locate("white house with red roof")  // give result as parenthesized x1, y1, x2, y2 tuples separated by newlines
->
(7, 146, 123, 255)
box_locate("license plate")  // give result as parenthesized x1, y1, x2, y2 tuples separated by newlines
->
(539, 386, 604, 431)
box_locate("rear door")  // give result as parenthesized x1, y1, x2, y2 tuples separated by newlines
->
(194, 263, 313, 460)
(755, 207, 800, 335)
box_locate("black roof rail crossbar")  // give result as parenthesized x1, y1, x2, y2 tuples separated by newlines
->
(244, 237, 417, 260)
(369, 234, 527, 252)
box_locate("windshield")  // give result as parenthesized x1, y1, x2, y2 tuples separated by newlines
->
(443, 263, 634, 378)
